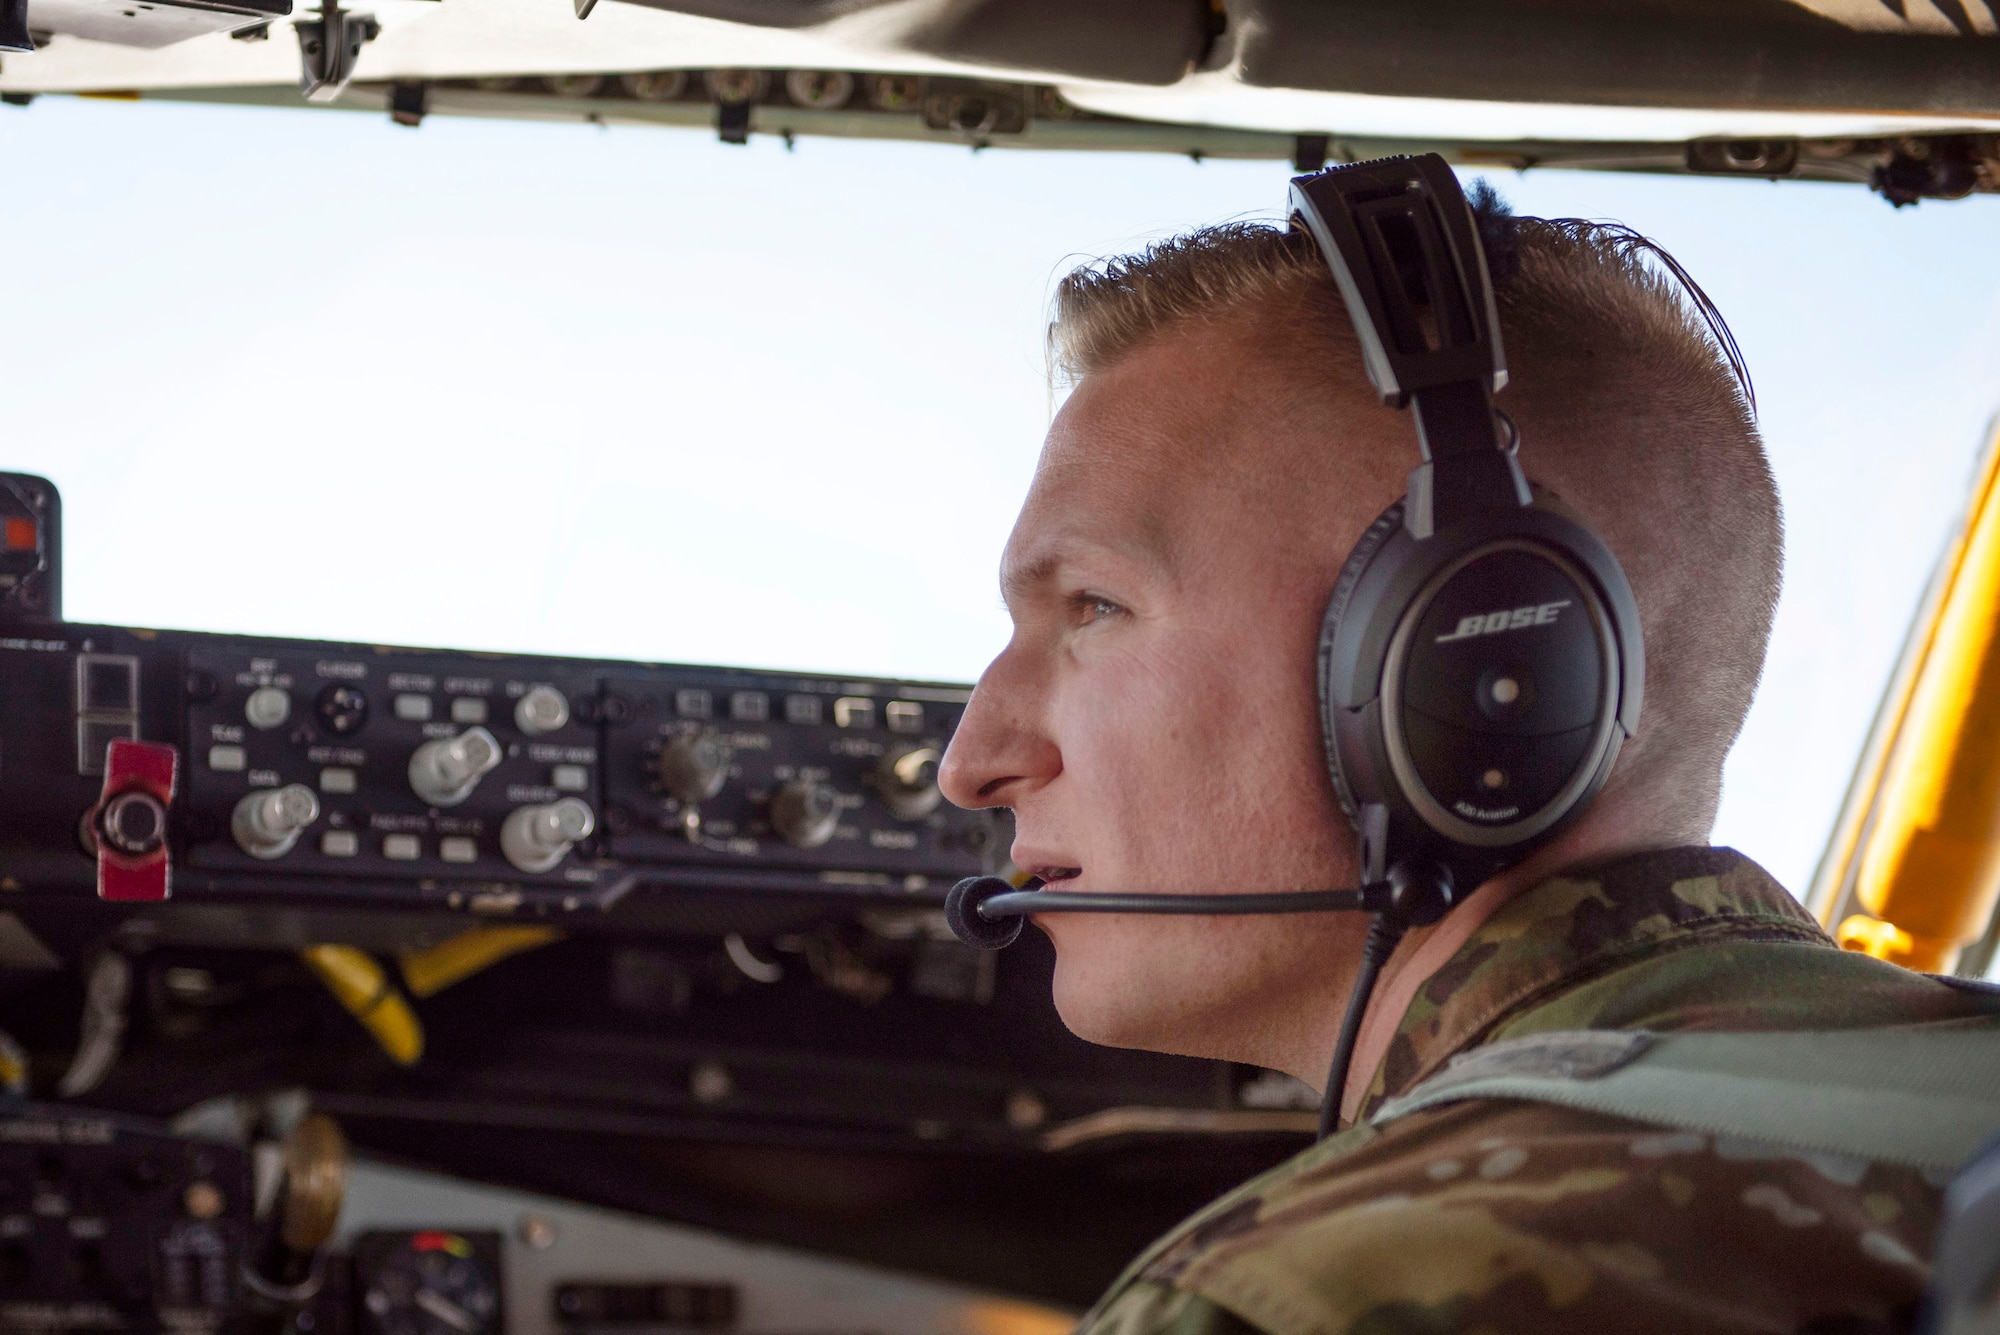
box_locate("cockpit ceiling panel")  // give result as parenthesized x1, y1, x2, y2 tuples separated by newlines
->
(617, 0, 2000, 117)
(1231, 0, 1997, 116)
(604, 0, 2000, 115)
(632, 0, 1210, 87)
(1, 0, 1997, 143)
(21, 0, 283, 49)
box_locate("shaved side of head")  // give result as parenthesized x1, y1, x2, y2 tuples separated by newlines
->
(1045, 201, 1782, 839)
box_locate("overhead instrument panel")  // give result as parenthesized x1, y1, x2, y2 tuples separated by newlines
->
(0, 476, 1004, 922)
(0, 630, 1003, 918)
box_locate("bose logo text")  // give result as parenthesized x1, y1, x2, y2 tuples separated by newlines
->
(1435, 601, 1571, 644)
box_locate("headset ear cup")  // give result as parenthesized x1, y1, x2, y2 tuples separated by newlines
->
(1320, 500, 1405, 827)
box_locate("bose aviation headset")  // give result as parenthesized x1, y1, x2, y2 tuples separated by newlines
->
(946, 154, 1645, 1136)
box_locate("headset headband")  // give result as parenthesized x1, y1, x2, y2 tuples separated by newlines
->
(1289, 157, 1529, 537)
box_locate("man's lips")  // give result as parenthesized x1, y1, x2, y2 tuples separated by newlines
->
(1010, 847, 1083, 888)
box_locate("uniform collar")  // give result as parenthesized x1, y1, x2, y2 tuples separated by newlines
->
(1355, 845, 1829, 1119)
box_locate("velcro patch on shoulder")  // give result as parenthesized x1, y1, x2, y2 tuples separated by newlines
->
(1413, 1031, 1655, 1102)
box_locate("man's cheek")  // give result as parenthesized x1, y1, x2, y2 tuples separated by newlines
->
(1059, 663, 1214, 817)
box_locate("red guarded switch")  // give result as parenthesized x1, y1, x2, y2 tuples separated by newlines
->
(91, 738, 177, 902)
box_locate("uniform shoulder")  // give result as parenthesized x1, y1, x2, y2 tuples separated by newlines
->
(1082, 1099, 1936, 1335)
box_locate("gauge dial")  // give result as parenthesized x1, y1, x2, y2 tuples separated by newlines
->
(355, 1231, 503, 1335)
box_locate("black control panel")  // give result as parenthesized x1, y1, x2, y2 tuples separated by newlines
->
(0, 626, 1005, 917)
(0, 1104, 253, 1335)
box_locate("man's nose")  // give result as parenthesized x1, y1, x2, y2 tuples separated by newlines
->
(940, 651, 1061, 810)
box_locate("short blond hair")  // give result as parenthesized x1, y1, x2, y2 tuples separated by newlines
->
(1046, 200, 1781, 837)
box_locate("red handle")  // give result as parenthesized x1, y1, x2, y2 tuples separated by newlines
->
(91, 738, 177, 902)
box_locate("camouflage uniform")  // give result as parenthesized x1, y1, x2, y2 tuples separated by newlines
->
(1082, 847, 2000, 1335)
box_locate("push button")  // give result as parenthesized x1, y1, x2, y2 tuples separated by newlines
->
(393, 694, 433, 722)
(76, 655, 138, 715)
(320, 830, 359, 857)
(439, 836, 477, 864)
(75, 653, 141, 777)
(77, 718, 137, 776)
(450, 697, 488, 725)
(208, 744, 248, 773)
(382, 834, 421, 861)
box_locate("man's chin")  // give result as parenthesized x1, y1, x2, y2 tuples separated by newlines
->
(1046, 939, 1222, 1059)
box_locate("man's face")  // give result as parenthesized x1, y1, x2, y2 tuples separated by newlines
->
(939, 316, 1398, 1075)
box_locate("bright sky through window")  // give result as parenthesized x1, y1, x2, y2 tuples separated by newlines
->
(3, 96, 1998, 894)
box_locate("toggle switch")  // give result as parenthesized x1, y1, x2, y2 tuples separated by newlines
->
(231, 784, 319, 860)
(500, 798, 594, 873)
(90, 738, 178, 902)
(408, 726, 502, 807)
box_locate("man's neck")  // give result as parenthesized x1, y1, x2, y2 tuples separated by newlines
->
(1337, 827, 1692, 1122)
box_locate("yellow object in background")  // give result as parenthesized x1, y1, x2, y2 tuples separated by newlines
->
(1822, 421, 2000, 974)
(400, 926, 561, 999)
(0, 1027, 26, 1096)
(1833, 914, 1917, 962)
(959, 1300, 1079, 1335)
(300, 945, 424, 1066)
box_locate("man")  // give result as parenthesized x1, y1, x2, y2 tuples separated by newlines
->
(938, 194, 2000, 1332)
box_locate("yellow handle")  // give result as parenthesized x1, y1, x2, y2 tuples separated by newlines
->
(399, 926, 561, 1000)
(300, 945, 423, 1066)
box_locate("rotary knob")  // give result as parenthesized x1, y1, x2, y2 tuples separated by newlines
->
(500, 798, 595, 873)
(657, 733, 731, 804)
(244, 685, 291, 730)
(315, 683, 368, 736)
(770, 779, 839, 849)
(232, 785, 320, 859)
(514, 685, 570, 736)
(408, 726, 503, 807)
(875, 744, 942, 820)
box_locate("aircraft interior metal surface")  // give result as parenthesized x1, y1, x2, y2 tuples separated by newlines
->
(0, 0, 1997, 205)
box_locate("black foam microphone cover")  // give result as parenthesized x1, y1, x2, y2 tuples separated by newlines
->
(946, 876, 1025, 950)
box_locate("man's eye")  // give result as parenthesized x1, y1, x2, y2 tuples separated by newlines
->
(1077, 594, 1126, 624)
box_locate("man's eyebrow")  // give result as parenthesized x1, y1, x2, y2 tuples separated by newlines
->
(999, 552, 1062, 609)
(999, 531, 1176, 611)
